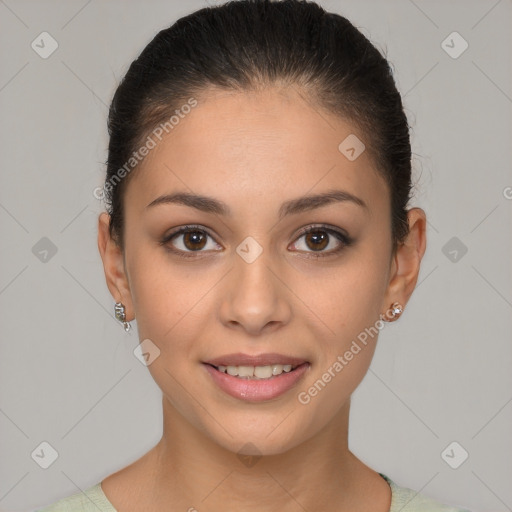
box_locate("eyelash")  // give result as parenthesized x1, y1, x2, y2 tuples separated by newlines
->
(159, 224, 353, 260)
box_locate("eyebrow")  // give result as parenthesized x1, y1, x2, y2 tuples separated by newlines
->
(145, 189, 368, 220)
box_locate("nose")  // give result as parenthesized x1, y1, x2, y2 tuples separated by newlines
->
(218, 247, 292, 337)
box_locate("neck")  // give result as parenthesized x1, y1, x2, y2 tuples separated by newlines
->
(133, 396, 387, 511)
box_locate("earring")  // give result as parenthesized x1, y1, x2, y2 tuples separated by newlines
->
(114, 302, 131, 332)
(386, 302, 403, 321)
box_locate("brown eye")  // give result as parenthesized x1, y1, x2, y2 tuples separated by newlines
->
(161, 225, 222, 258)
(304, 230, 329, 251)
(182, 230, 208, 251)
(291, 225, 353, 257)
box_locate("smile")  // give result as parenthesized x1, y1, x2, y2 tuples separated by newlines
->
(203, 361, 310, 402)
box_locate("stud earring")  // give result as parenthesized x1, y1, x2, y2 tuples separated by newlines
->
(386, 302, 403, 321)
(114, 302, 131, 332)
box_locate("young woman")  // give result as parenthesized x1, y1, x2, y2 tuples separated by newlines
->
(38, 1, 471, 510)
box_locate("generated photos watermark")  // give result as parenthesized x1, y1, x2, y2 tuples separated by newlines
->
(93, 97, 198, 201)
(297, 304, 400, 405)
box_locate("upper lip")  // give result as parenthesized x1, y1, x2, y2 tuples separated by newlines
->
(203, 353, 308, 367)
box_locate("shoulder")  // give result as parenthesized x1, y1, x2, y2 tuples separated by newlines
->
(380, 474, 472, 512)
(35, 483, 116, 512)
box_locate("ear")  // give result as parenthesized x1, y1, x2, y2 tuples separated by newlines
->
(97, 212, 134, 321)
(381, 208, 427, 315)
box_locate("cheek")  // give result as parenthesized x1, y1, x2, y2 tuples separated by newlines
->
(293, 247, 390, 340)
(125, 244, 224, 374)
(292, 260, 387, 426)
(125, 244, 184, 344)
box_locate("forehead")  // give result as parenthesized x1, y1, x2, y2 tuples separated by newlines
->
(126, 87, 388, 218)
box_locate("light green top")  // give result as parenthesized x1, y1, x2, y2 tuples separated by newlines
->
(36, 473, 471, 511)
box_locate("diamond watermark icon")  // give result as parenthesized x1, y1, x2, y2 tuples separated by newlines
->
(134, 338, 161, 366)
(441, 441, 469, 469)
(32, 237, 58, 263)
(237, 442, 262, 468)
(442, 236, 468, 263)
(441, 31, 468, 59)
(236, 236, 263, 264)
(31, 32, 59, 59)
(338, 134, 365, 161)
(31, 441, 59, 469)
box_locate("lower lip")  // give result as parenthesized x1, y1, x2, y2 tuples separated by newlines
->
(203, 363, 310, 402)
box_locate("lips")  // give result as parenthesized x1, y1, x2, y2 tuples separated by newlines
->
(202, 353, 310, 402)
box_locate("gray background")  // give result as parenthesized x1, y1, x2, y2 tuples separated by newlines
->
(0, 0, 511, 511)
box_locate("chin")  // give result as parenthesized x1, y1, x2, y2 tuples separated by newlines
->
(220, 433, 301, 458)
(201, 412, 314, 458)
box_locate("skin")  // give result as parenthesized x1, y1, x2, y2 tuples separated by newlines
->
(97, 86, 426, 511)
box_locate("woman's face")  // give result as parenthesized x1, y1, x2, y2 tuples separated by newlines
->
(103, 87, 408, 455)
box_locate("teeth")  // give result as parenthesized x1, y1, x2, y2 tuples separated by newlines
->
(238, 366, 254, 377)
(272, 364, 283, 375)
(215, 363, 299, 379)
(254, 365, 273, 378)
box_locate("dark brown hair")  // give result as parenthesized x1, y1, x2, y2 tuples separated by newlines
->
(104, 0, 412, 249)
